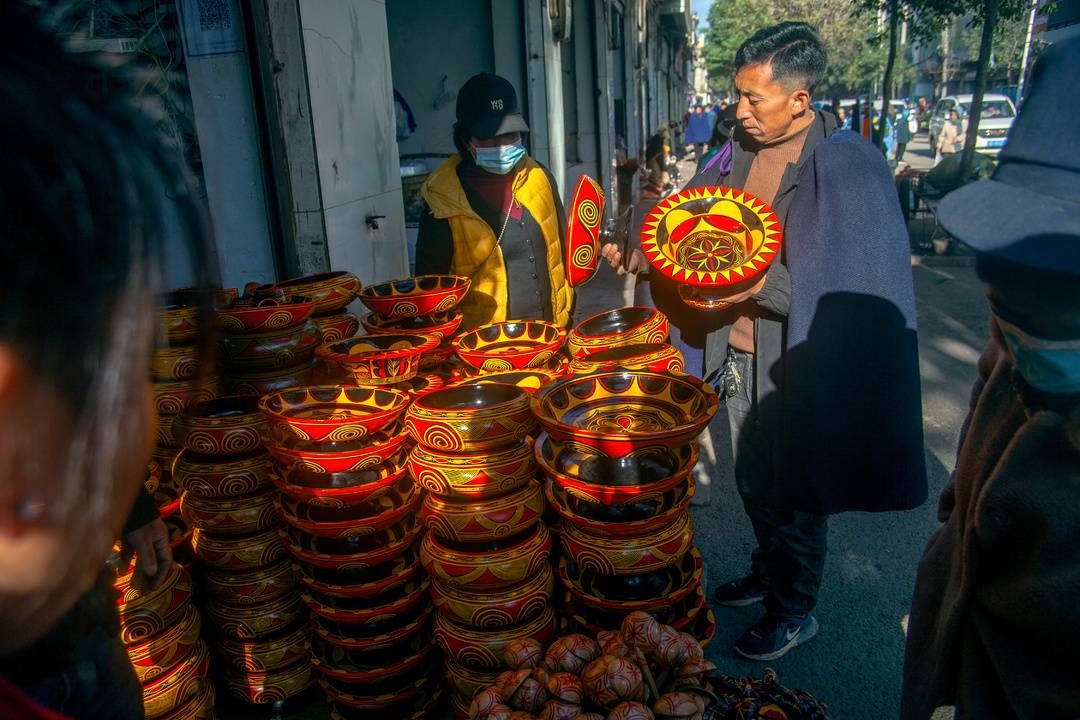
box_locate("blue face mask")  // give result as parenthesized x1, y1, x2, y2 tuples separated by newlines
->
(473, 140, 526, 175)
(995, 313, 1080, 395)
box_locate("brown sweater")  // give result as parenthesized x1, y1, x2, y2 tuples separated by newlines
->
(729, 116, 813, 352)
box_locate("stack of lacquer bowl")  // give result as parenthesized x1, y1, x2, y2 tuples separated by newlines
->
(532, 360, 720, 645)
(356, 274, 471, 381)
(173, 395, 311, 707)
(151, 288, 217, 526)
(115, 562, 215, 719)
(406, 383, 557, 718)
(216, 290, 321, 396)
(259, 384, 434, 717)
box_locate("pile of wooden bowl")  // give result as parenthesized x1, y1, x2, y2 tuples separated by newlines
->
(115, 562, 215, 719)
(172, 395, 311, 707)
(532, 307, 719, 643)
(406, 383, 556, 718)
(216, 288, 321, 396)
(259, 384, 432, 717)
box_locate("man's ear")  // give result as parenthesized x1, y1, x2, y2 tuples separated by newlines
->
(791, 89, 811, 115)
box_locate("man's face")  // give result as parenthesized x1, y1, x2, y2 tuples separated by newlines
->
(734, 62, 810, 144)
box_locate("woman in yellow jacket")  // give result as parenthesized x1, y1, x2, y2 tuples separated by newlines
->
(416, 72, 574, 330)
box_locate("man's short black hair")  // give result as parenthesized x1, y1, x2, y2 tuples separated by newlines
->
(735, 22, 827, 94)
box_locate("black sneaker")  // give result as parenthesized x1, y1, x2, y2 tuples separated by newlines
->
(734, 613, 819, 661)
(712, 575, 769, 607)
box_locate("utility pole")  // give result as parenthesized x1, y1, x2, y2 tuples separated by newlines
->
(1017, 0, 1039, 104)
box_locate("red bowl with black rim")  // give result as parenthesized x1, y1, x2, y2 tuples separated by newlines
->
(358, 274, 470, 319)
(361, 309, 464, 340)
(276, 477, 419, 538)
(172, 394, 268, 457)
(295, 548, 420, 600)
(260, 271, 361, 316)
(280, 515, 421, 570)
(452, 320, 567, 372)
(268, 452, 407, 506)
(216, 295, 317, 334)
(264, 429, 409, 474)
(316, 333, 440, 386)
(259, 384, 410, 443)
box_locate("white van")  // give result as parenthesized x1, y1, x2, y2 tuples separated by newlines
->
(929, 94, 1016, 157)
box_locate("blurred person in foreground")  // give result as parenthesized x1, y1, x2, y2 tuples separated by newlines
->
(902, 38, 1080, 720)
(603, 22, 925, 660)
(0, 2, 212, 717)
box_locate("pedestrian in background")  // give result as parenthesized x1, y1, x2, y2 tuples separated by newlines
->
(685, 103, 714, 161)
(902, 38, 1080, 720)
(936, 108, 963, 163)
(895, 106, 912, 164)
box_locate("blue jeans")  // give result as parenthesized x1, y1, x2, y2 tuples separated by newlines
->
(25, 625, 144, 720)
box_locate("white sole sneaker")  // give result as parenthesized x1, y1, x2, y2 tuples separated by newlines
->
(734, 615, 820, 661)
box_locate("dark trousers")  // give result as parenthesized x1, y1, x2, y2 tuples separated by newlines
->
(896, 142, 908, 163)
(723, 348, 828, 617)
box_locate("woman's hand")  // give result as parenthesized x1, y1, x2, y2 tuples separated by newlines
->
(600, 243, 649, 276)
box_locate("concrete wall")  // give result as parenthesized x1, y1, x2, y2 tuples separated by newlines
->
(387, 0, 495, 160)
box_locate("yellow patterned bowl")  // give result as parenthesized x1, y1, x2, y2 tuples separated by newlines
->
(452, 320, 567, 372)
(420, 522, 552, 591)
(407, 439, 535, 499)
(558, 512, 694, 576)
(566, 306, 670, 359)
(420, 478, 544, 543)
(404, 383, 535, 452)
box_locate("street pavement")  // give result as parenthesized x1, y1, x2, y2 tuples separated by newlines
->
(575, 139, 986, 718)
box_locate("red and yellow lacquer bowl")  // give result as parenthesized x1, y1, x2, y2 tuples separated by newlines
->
(420, 478, 544, 543)
(536, 432, 698, 505)
(532, 371, 718, 458)
(116, 563, 192, 645)
(302, 575, 429, 626)
(223, 363, 314, 396)
(152, 377, 218, 418)
(155, 678, 214, 720)
(180, 486, 278, 535)
(201, 556, 296, 606)
(151, 345, 201, 382)
(558, 512, 694, 576)
(158, 287, 202, 345)
(316, 333, 439, 385)
(564, 583, 707, 635)
(216, 295, 317, 334)
(564, 174, 605, 287)
(568, 342, 685, 375)
(141, 641, 211, 719)
(433, 604, 557, 671)
(327, 680, 443, 720)
(359, 274, 470, 319)
(405, 383, 535, 452)
(217, 621, 310, 674)
(450, 366, 563, 394)
(264, 429, 409, 474)
(430, 561, 554, 628)
(259, 384, 410, 443)
(313, 312, 360, 344)
(389, 372, 446, 400)
(546, 475, 695, 538)
(205, 590, 306, 640)
(312, 597, 432, 652)
(125, 603, 202, 683)
(453, 320, 567, 372)
(566, 306, 670, 359)
(361, 309, 464, 341)
(172, 394, 268, 456)
(262, 271, 361, 316)
(276, 477, 420, 539)
(192, 526, 289, 571)
(319, 665, 436, 714)
(309, 628, 433, 684)
(559, 547, 704, 613)
(218, 320, 321, 372)
(444, 656, 501, 707)
(268, 453, 408, 506)
(222, 657, 315, 705)
(408, 438, 535, 499)
(420, 522, 552, 590)
(172, 451, 272, 500)
(281, 516, 421, 570)
(296, 548, 420, 600)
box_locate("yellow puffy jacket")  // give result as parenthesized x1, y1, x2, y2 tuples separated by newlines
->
(420, 155, 573, 329)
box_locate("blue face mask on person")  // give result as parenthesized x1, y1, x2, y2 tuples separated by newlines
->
(473, 140, 526, 175)
(995, 313, 1080, 395)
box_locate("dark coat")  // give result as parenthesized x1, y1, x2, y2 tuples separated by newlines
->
(901, 325, 1080, 719)
(646, 113, 926, 514)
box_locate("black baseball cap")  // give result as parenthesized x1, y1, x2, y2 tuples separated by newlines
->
(456, 72, 530, 140)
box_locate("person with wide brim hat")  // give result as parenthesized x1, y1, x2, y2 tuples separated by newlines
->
(415, 72, 574, 330)
(901, 37, 1080, 720)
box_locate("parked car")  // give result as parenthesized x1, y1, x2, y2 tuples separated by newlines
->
(929, 93, 1016, 157)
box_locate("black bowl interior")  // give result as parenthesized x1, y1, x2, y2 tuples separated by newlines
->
(189, 394, 262, 419)
(281, 482, 405, 523)
(565, 494, 661, 521)
(308, 577, 419, 612)
(329, 335, 428, 354)
(577, 307, 655, 337)
(366, 275, 456, 297)
(281, 454, 403, 490)
(323, 659, 435, 699)
(576, 561, 683, 602)
(421, 382, 522, 410)
(366, 311, 455, 330)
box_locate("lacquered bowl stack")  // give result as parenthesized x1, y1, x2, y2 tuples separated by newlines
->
(171, 395, 311, 707)
(216, 290, 321, 397)
(151, 288, 218, 552)
(258, 384, 433, 716)
(404, 382, 556, 714)
(114, 561, 216, 719)
(355, 274, 471, 380)
(531, 362, 720, 644)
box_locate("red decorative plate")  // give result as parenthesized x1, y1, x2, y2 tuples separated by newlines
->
(565, 174, 604, 287)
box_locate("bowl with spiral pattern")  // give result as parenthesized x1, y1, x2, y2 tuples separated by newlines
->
(259, 384, 409, 443)
(191, 526, 288, 571)
(277, 476, 419, 539)
(558, 512, 694, 576)
(558, 546, 704, 612)
(281, 516, 421, 570)
(566, 306, 670, 359)
(264, 428, 409, 474)
(420, 478, 544, 543)
(360, 309, 464, 340)
(215, 294, 317, 334)
(568, 342, 685, 375)
(407, 438, 535, 499)
(405, 383, 535, 452)
(453, 320, 567, 372)
(313, 311, 360, 343)
(420, 522, 552, 591)
(316, 333, 439, 386)
(259, 270, 361, 316)
(172, 394, 267, 456)
(429, 561, 554, 628)
(433, 604, 557, 672)
(358, 274, 470, 319)
(222, 657, 315, 705)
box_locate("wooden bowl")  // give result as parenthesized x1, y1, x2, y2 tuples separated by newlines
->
(420, 522, 552, 590)
(218, 321, 321, 372)
(388, 372, 446, 400)
(358, 274, 470, 319)
(154, 680, 214, 720)
(319, 664, 435, 713)
(568, 343, 685, 375)
(301, 575, 429, 625)
(405, 383, 535, 452)
(259, 384, 410, 443)
(564, 583, 707, 635)
(141, 641, 211, 719)
(312, 597, 432, 652)
(201, 556, 296, 606)
(313, 312, 360, 344)
(566, 306, 669, 359)
(151, 345, 201, 381)
(430, 561, 554, 628)
(116, 563, 192, 645)
(316, 333, 440, 386)
(158, 288, 202, 345)
(125, 603, 202, 683)
(558, 547, 704, 613)
(180, 487, 278, 535)
(532, 371, 718, 458)
(433, 604, 557, 671)
(309, 628, 433, 684)
(420, 479, 544, 543)
(216, 295, 317, 334)
(281, 516, 421, 570)
(152, 377, 218, 417)
(172, 394, 267, 456)
(295, 549, 420, 600)
(453, 320, 567, 372)
(172, 449, 273, 498)
(205, 590, 305, 640)
(191, 526, 289, 571)
(268, 453, 408, 506)
(558, 512, 694, 576)
(222, 657, 315, 705)
(449, 367, 562, 394)
(407, 438, 534, 499)
(545, 475, 695, 538)
(361, 309, 464, 340)
(264, 429, 409, 474)
(223, 363, 314, 396)
(217, 620, 310, 674)
(262, 271, 361, 316)
(276, 477, 419, 539)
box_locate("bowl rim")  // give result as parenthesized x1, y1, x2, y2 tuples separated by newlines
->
(258, 384, 410, 431)
(316, 333, 440, 364)
(452, 319, 567, 356)
(570, 305, 664, 340)
(359, 274, 470, 299)
(408, 381, 531, 417)
(215, 295, 318, 325)
(277, 480, 421, 534)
